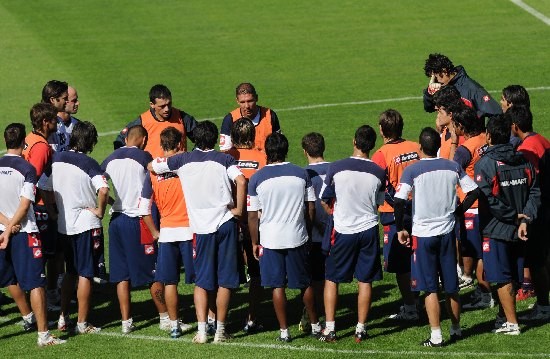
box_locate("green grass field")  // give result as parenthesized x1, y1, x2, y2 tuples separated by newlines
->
(0, 0, 549, 358)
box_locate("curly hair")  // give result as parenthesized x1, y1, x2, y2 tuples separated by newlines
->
(424, 53, 456, 77)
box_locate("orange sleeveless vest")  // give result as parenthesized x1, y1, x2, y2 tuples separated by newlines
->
(230, 106, 273, 151)
(141, 109, 187, 158)
(150, 172, 189, 229)
(456, 133, 487, 207)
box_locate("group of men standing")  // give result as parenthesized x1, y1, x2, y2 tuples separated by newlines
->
(1, 54, 549, 349)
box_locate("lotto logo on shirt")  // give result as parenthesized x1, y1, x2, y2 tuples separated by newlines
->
(483, 239, 491, 252)
(144, 245, 155, 255)
(465, 220, 474, 230)
(33, 248, 42, 259)
(394, 152, 419, 165)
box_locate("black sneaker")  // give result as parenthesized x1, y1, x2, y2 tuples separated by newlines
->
(276, 335, 292, 343)
(354, 330, 369, 343)
(421, 338, 443, 347)
(23, 321, 37, 332)
(243, 321, 264, 335)
(319, 330, 337, 343)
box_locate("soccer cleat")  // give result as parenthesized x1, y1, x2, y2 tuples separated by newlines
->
(516, 289, 536, 301)
(298, 307, 311, 333)
(354, 330, 369, 343)
(213, 331, 233, 343)
(170, 327, 183, 339)
(318, 329, 337, 343)
(463, 293, 494, 309)
(276, 335, 292, 343)
(93, 277, 108, 285)
(192, 332, 208, 344)
(74, 323, 101, 334)
(159, 318, 171, 331)
(388, 306, 419, 321)
(22, 320, 37, 332)
(37, 334, 67, 347)
(179, 322, 193, 333)
(122, 323, 136, 334)
(493, 322, 520, 335)
(458, 276, 474, 290)
(421, 338, 443, 347)
(243, 320, 264, 334)
(448, 333, 462, 344)
(519, 305, 550, 321)
(57, 317, 73, 332)
(494, 313, 506, 329)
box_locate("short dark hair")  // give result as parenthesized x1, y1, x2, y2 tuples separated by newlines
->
(505, 105, 533, 133)
(424, 53, 456, 77)
(265, 132, 288, 163)
(41, 80, 68, 103)
(160, 126, 183, 152)
(235, 83, 258, 98)
(378, 109, 404, 139)
(301, 132, 325, 158)
(126, 125, 148, 143)
(149, 84, 172, 103)
(486, 116, 512, 145)
(4, 123, 26, 149)
(30, 103, 57, 130)
(502, 85, 530, 108)
(231, 118, 256, 148)
(69, 121, 98, 153)
(354, 125, 376, 154)
(193, 121, 218, 150)
(419, 127, 441, 157)
(451, 105, 484, 136)
(433, 85, 462, 109)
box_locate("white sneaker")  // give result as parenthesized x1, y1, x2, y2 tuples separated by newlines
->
(37, 334, 67, 347)
(122, 321, 135, 334)
(519, 304, 550, 321)
(192, 332, 208, 344)
(493, 322, 520, 335)
(159, 318, 171, 331)
(463, 293, 494, 309)
(458, 276, 474, 290)
(388, 306, 419, 321)
(179, 322, 193, 333)
(213, 331, 232, 343)
(74, 323, 101, 334)
(93, 277, 108, 285)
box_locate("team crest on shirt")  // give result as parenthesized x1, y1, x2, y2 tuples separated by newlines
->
(144, 245, 155, 255)
(156, 157, 167, 163)
(258, 245, 264, 257)
(192, 247, 197, 259)
(220, 136, 225, 146)
(465, 220, 474, 230)
(121, 128, 128, 135)
(247, 195, 251, 207)
(33, 248, 42, 258)
(496, 161, 505, 166)
(383, 233, 389, 244)
(483, 240, 490, 252)
(92, 228, 102, 237)
(476, 174, 482, 182)
(483, 95, 490, 102)
(101, 175, 108, 185)
(28, 234, 41, 248)
(94, 240, 101, 250)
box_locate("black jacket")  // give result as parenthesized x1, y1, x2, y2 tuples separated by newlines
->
(423, 65, 502, 119)
(474, 143, 541, 241)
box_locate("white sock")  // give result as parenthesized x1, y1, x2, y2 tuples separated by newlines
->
(23, 312, 35, 323)
(38, 331, 50, 340)
(207, 316, 216, 324)
(430, 327, 442, 344)
(280, 328, 289, 338)
(197, 322, 207, 334)
(325, 321, 335, 332)
(311, 322, 322, 333)
(170, 320, 179, 330)
(356, 322, 365, 333)
(77, 322, 88, 331)
(122, 318, 133, 327)
(159, 312, 169, 321)
(216, 321, 225, 334)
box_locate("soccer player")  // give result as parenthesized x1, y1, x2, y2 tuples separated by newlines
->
(300, 132, 329, 331)
(508, 106, 550, 320)
(450, 105, 494, 308)
(49, 85, 80, 153)
(42, 121, 109, 334)
(139, 126, 195, 338)
(500, 85, 530, 113)
(113, 84, 197, 157)
(432, 86, 466, 159)
(149, 120, 246, 344)
(423, 53, 501, 119)
(319, 125, 384, 343)
(22, 103, 61, 312)
(394, 127, 480, 346)
(371, 109, 420, 321)
(474, 116, 540, 335)
(248, 132, 319, 342)
(226, 118, 266, 334)
(0, 123, 65, 346)
(219, 83, 281, 152)
(102, 125, 170, 334)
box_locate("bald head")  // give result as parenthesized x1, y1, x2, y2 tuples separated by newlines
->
(65, 86, 80, 115)
(125, 125, 148, 149)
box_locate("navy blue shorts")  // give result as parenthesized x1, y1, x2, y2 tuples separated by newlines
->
(34, 204, 58, 257)
(411, 231, 458, 294)
(525, 208, 550, 269)
(239, 222, 260, 279)
(0, 239, 16, 288)
(383, 223, 412, 274)
(259, 244, 311, 289)
(459, 213, 482, 259)
(109, 213, 157, 287)
(64, 228, 104, 279)
(482, 237, 525, 284)
(309, 242, 326, 282)
(325, 226, 382, 284)
(193, 219, 239, 291)
(8, 231, 46, 291)
(155, 241, 195, 285)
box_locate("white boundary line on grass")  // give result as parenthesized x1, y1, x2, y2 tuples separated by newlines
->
(509, 0, 550, 26)
(97, 331, 550, 358)
(1, 86, 549, 155)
